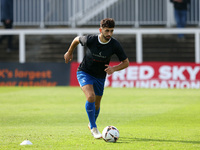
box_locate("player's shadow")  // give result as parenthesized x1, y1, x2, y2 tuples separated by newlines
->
(118, 137, 200, 144)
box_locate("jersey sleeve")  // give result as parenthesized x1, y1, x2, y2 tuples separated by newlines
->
(79, 36, 87, 46)
(114, 41, 128, 61)
(79, 35, 95, 46)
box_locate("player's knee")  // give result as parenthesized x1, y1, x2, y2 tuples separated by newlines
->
(87, 93, 95, 102)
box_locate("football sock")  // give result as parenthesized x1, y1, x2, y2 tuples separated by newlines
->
(95, 108, 100, 121)
(85, 101, 96, 129)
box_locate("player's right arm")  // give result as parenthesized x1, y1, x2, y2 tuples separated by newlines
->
(64, 36, 80, 63)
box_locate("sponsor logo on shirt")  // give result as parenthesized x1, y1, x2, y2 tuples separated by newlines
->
(92, 52, 106, 58)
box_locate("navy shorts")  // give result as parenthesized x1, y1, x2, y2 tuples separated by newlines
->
(77, 71, 105, 96)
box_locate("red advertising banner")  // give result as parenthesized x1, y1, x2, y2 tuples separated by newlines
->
(70, 62, 200, 89)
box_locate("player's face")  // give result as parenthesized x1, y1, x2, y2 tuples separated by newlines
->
(100, 27, 114, 41)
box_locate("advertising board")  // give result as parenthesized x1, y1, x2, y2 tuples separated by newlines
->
(70, 62, 200, 89)
(0, 63, 70, 86)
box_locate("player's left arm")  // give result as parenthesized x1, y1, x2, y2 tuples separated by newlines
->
(104, 58, 129, 75)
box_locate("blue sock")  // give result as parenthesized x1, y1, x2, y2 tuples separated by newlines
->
(95, 108, 100, 121)
(85, 101, 96, 129)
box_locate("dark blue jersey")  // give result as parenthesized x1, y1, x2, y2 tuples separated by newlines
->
(78, 35, 127, 78)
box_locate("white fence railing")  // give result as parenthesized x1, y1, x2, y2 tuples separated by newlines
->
(0, 28, 200, 64)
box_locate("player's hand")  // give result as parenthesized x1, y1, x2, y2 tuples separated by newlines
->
(64, 52, 73, 63)
(104, 64, 115, 75)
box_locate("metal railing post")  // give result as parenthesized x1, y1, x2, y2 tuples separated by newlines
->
(166, 0, 171, 28)
(77, 33, 83, 63)
(71, 0, 76, 28)
(136, 32, 142, 63)
(135, 0, 139, 28)
(40, 0, 45, 28)
(195, 32, 200, 63)
(19, 33, 25, 63)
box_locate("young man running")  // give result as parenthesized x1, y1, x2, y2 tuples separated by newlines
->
(64, 18, 129, 139)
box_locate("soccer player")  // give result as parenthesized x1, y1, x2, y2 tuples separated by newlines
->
(64, 18, 129, 139)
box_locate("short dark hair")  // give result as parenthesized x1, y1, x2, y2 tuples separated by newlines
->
(100, 18, 115, 28)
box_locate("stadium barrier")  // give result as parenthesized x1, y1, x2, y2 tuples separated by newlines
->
(70, 62, 200, 89)
(0, 28, 200, 64)
(1, 28, 200, 88)
(0, 63, 70, 86)
(1, 61, 200, 88)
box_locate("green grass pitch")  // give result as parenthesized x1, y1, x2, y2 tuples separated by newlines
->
(0, 87, 200, 150)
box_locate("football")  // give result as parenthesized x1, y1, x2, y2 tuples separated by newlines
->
(102, 126, 119, 143)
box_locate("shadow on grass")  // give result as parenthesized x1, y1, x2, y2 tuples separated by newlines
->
(118, 137, 200, 144)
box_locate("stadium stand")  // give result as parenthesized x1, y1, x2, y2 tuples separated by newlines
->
(0, 0, 198, 63)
